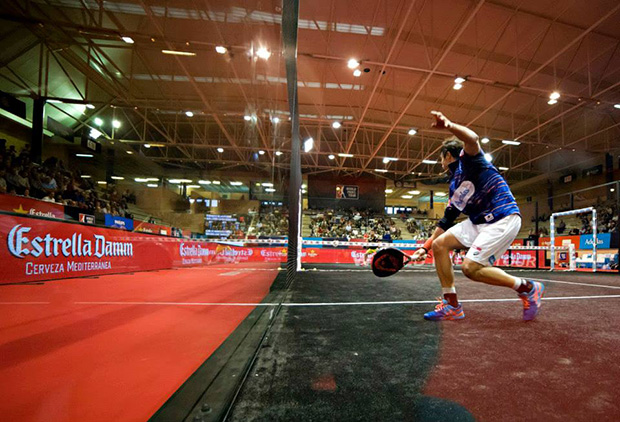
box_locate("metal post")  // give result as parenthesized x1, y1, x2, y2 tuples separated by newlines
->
(592, 208, 597, 273)
(31, 98, 45, 163)
(550, 215, 555, 271)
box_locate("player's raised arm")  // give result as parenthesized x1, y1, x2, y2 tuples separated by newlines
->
(431, 111, 480, 156)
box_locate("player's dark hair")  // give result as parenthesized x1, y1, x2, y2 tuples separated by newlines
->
(440, 138, 464, 159)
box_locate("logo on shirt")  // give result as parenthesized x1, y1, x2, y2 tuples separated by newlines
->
(484, 213, 494, 222)
(451, 181, 475, 211)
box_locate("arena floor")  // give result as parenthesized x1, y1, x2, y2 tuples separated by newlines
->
(2, 264, 620, 422)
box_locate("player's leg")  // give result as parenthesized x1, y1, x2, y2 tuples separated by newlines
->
(460, 214, 545, 320)
(423, 222, 471, 321)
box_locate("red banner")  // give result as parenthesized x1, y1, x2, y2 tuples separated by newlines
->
(0, 193, 65, 219)
(134, 220, 170, 236)
(495, 250, 537, 268)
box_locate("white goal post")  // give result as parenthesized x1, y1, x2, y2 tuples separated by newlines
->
(550, 207, 597, 272)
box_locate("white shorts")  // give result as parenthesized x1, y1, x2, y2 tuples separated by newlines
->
(447, 214, 521, 266)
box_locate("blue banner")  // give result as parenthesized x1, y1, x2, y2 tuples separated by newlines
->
(104, 214, 134, 231)
(579, 233, 612, 250)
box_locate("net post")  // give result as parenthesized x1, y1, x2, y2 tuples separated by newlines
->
(592, 208, 597, 273)
(550, 214, 555, 271)
(569, 243, 576, 271)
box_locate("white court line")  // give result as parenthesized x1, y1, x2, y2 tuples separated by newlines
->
(0, 302, 50, 305)
(529, 277, 620, 290)
(75, 294, 620, 307)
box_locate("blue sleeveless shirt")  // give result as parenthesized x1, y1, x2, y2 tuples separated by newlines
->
(448, 150, 520, 225)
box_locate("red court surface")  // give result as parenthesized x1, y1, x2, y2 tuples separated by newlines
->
(0, 264, 278, 422)
(424, 273, 620, 421)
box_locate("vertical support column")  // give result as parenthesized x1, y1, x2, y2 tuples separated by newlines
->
(429, 190, 434, 210)
(568, 244, 576, 271)
(282, 0, 301, 284)
(105, 148, 115, 183)
(550, 214, 555, 271)
(534, 201, 539, 241)
(592, 208, 597, 273)
(31, 97, 45, 164)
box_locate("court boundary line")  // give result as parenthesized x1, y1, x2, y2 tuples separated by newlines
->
(73, 294, 620, 307)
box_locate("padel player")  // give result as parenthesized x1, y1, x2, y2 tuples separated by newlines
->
(412, 111, 544, 321)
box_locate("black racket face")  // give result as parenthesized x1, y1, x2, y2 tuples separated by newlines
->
(372, 248, 406, 277)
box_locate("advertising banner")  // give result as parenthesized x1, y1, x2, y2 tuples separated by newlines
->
(104, 214, 134, 231)
(579, 233, 616, 250)
(0, 194, 65, 219)
(495, 250, 537, 268)
(134, 220, 168, 235)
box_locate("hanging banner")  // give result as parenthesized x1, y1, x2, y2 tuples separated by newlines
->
(104, 214, 134, 231)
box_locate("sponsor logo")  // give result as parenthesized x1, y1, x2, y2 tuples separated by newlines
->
(179, 243, 210, 257)
(451, 181, 475, 211)
(7, 225, 133, 259)
(79, 213, 95, 224)
(489, 255, 496, 265)
(484, 213, 494, 222)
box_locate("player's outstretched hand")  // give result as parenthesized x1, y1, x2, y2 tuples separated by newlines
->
(431, 110, 452, 129)
(411, 248, 427, 262)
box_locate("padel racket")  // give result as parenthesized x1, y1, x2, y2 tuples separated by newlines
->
(371, 248, 415, 277)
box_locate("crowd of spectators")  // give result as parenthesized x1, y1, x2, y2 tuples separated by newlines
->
(528, 199, 618, 237)
(405, 218, 435, 240)
(308, 208, 402, 241)
(250, 209, 288, 237)
(0, 141, 135, 218)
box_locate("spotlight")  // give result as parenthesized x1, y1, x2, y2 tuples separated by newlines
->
(258, 150, 265, 155)
(244, 115, 252, 121)
(453, 83, 463, 90)
(256, 47, 271, 60)
(215, 46, 227, 54)
(353, 69, 362, 77)
(481, 137, 490, 144)
(347, 58, 360, 69)
(548, 99, 558, 105)
(121, 36, 134, 44)
(408, 128, 417, 136)
(332, 121, 342, 129)
(549, 91, 560, 100)
(328, 154, 335, 160)
(94, 117, 103, 126)
(217, 147, 224, 153)
(185, 111, 194, 117)
(86, 104, 95, 109)
(454, 76, 466, 84)
(304, 137, 314, 153)
(484, 153, 493, 162)
(112, 120, 121, 128)
(275, 151, 283, 156)
(272, 116, 280, 124)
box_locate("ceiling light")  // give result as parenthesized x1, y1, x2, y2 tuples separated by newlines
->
(213, 181, 220, 185)
(256, 47, 271, 60)
(547, 99, 557, 105)
(244, 115, 252, 121)
(97, 181, 107, 185)
(385, 189, 393, 194)
(498, 166, 509, 171)
(135, 178, 149, 182)
(275, 151, 283, 156)
(549, 91, 560, 100)
(614, 104, 620, 109)
(332, 121, 342, 129)
(481, 137, 490, 144)
(265, 188, 276, 192)
(162, 49, 196, 56)
(217, 147, 224, 153)
(453, 83, 463, 90)
(302, 190, 307, 194)
(80, 175, 91, 179)
(144, 144, 151, 148)
(112, 120, 121, 128)
(126, 151, 133, 155)
(328, 154, 335, 160)
(375, 169, 388, 173)
(89, 128, 102, 139)
(186, 185, 200, 188)
(484, 153, 493, 162)
(435, 192, 447, 197)
(215, 45, 227, 54)
(401, 195, 413, 199)
(230, 181, 243, 186)
(502, 140, 521, 146)
(47, 99, 62, 103)
(262, 182, 274, 187)
(76, 153, 93, 158)
(111, 176, 124, 180)
(121, 36, 134, 44)
(258, 150, 265, 155)
(353, 69, 362, 77)
(408, 128, 417, 136)
(408, 190, 421, 195)
(185, 111, 194, 117)
(454, 76, 466, 84)
(382, 157, 398, 163)
(198, 180, 211, 185)
(304, 137, 314, 152)
(94, 117, 103, 126)
(272, 116, 280, 124)
(338, 153, 354, 158)
(347, 58, 360, 69)
(611, 188, 616, 192)
(147, 184, 158, 188)
(422, 159, 437, 164)
(302, 184, 307, 188)
(86, 104, 95, 109)
(146, 178, 159, 181)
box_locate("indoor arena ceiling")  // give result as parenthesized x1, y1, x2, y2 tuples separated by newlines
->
(1, 0, 620, 186)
